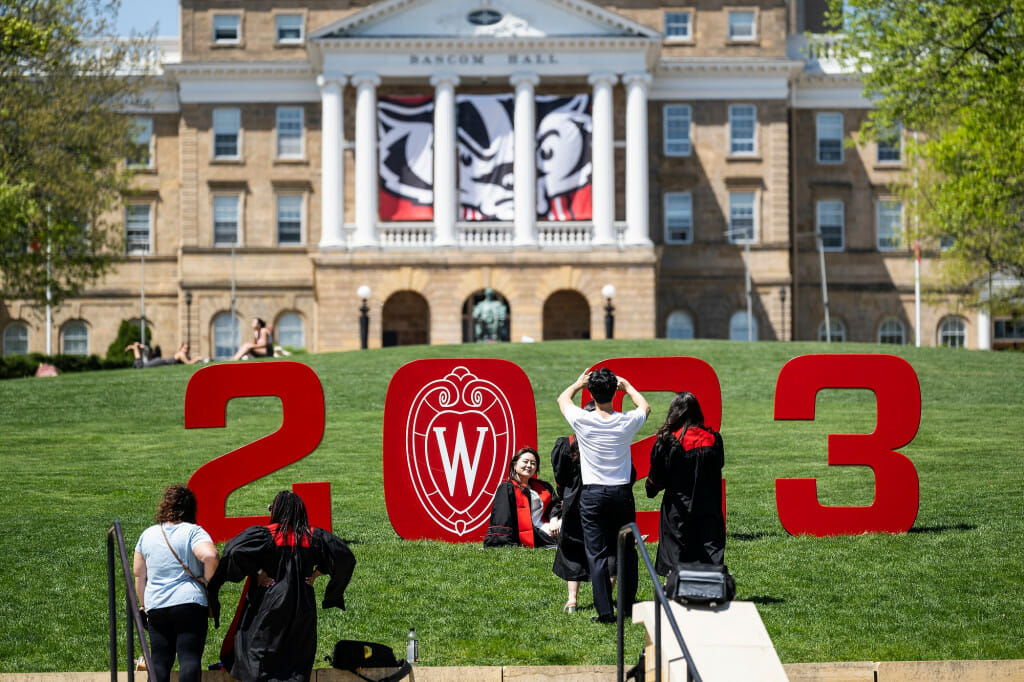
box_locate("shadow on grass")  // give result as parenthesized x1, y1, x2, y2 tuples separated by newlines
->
(745, 595, 785, 605)
(908, 523, 976, 534)
(729, 531, 785, 541)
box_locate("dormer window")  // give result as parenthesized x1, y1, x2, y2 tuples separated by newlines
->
(467, 8, 502, 26)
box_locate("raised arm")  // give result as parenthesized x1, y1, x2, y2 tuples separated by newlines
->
(617, 376, 650, 418)
(557, 371, 590, 416)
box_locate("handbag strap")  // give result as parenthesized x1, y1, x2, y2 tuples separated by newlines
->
(160, 524, 205, 586)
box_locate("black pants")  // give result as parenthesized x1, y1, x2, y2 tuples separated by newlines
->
(146, 602, 208, 682)
(579, 483, 638, 619)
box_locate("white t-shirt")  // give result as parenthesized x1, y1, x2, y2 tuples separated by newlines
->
(563, 404, 648, 485)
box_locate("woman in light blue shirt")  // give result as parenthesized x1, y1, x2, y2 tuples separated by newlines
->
(133, 485, 218, 682)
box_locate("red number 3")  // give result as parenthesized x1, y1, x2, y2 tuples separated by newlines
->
(773, 354, 920, 536)
(185, 362, 332, 542)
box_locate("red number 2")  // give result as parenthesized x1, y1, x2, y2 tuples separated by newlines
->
(185, 362, 332, 542)
(774, 354, 920, 536)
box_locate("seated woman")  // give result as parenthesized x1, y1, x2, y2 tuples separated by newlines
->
(126, 342, 203, 368)
(231, 318, 273, 361)
(484, 447, 562, 547)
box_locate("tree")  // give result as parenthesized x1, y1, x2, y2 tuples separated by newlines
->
(0, 0, 154, 308)
(833, 0, 1024, 312)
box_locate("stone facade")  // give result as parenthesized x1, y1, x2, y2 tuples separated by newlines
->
(0, 0, 986, 358)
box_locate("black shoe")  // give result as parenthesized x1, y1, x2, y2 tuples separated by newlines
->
(591, 614, 616, 624)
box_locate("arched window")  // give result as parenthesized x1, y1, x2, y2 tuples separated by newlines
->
(665, 310, 694, 339)
(817, 318, 846, 343)
(542, 290, 590, 341)
(878, 317, 906, 345)
(2, 323, 29, 355)
(62, 321, 89, 355)
(939, 316, 967, 348)
(276, 312, 305, 349)
(212, 312, 240, 359)
(729, 311, 757, 341)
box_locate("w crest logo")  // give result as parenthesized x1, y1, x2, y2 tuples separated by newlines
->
(383, 360, 537, 541)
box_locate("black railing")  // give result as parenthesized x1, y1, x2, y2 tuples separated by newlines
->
(617, 522, 702, 682)
(107, 520, 153, 682)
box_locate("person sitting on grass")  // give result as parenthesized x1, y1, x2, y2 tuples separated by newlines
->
(231, 317, 273, 361)
(126, 341, 203, 368)
(483, 447, 562, 548)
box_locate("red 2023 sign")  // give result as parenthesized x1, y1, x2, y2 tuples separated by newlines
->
(182, 354, 920, 543)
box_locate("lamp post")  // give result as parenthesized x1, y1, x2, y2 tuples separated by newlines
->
(602, 284, 616, 340)
(357, 285, 371, 350)
(778, 286, 787, 341)
(185, 291, 193, 349)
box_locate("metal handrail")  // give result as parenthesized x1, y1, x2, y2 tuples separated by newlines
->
(617, 522, 702, 682)
(107, 520, 153, 682)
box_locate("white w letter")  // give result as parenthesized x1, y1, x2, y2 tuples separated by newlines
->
(433, 425, 489, 496)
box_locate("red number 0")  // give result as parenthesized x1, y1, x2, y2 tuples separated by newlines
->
(773, 354, 920, 536)
(185, 362, 332, 542)
(584, 357, 724, 542)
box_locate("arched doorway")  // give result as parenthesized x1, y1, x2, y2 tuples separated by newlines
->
(543, 290, 590, 340)
(382, 291, 430, 347)
(462, 288, 510, 343)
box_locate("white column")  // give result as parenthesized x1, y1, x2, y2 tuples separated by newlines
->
(623, 71, 653, 247)
(317, 75, 346, 249)
(977, 307, 991, 350)
(352, 72, 381, 248)
(511, 72, 539, 247)
(431, 73, 460, 247)
(588, 72, 617, 246)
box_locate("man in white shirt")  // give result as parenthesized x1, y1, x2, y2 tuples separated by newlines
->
(558, 368, 650, 622)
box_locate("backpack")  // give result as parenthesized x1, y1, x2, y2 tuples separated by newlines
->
(326, 640, 412, 682)
(665, 562, 736, 608)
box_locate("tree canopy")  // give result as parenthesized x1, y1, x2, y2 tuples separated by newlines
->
(833, 0, 1024, 312)
(0, 0, 153, 308)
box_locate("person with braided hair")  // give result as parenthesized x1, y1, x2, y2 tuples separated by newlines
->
(483, 447, 562, 548)
(207, 491, 355, 682)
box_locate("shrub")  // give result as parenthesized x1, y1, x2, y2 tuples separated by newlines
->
(105, 319, 153, 366)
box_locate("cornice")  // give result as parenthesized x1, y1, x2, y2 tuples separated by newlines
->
(313, 35, 658, 52)
(656, 58, 804, 77)
(164, 61, 315, 80)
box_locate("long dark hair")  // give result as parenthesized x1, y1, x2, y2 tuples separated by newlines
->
(268, 490, 311, 546)
(508, 447, 540, 496)
(155, 484, 197, 524)
(656, 391, 705, 445)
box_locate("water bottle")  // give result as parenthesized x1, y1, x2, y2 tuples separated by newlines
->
(406, 627, 418, 664)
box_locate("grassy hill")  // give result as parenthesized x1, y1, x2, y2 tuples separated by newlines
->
(1, 339, 1022, 671)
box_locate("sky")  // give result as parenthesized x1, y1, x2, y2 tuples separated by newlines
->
(115, 0, 179, 37)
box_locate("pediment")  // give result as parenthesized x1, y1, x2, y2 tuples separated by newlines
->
(311, 0, 660, 40)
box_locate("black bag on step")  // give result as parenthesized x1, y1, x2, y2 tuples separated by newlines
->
(665, 562, 736, 608)
(325, 640, 411, 682)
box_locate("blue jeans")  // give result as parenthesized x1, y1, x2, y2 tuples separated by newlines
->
(579, 483, 638, 619)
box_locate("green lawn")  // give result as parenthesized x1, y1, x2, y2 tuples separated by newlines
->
(0, 339, 1022, 671)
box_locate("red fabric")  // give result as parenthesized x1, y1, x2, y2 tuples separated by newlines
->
(379, 191, 433, 221)
(512, 479, 552, 547)
(674, 425, 715, 450)
(267, 522, 311, 548)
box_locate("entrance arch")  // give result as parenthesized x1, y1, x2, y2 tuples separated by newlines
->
(543, 289, 590, 340)
(382, 291, 430, 347)
(462, 289, 510, 342)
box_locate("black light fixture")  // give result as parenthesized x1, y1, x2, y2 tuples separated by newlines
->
(778, 286, 786, 341)
(357, 285, 371, 350)
(185, 291, 193, 349)
(602, 284, 616, 340)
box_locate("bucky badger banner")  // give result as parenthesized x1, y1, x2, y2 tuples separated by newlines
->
(377, 94, 593, 222)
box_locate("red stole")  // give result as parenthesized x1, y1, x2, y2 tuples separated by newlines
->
(512, 479, 551, 547)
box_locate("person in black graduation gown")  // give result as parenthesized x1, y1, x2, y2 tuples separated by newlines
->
(207, 491, 355, 682)
(645, 391, 725, 576)
(483, 447, 562, 548)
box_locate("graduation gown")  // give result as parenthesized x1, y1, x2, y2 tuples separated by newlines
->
(550, 436, 589, 581)
(207, 524, 356, 682)
(483, 479, 560, 547)
(645, 424, 725, 576)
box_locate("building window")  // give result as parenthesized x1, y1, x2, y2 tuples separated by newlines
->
(877, 199, 903, 251)
(666, 310, 695, 339)
(729, 105, 756, 155)
(994, 318, 1024, 345)
(728, 10, 756, 41)
(213, 14, 241, 44)
(276, 312, 305, 349)
(664, 104, 691, 156)
(275, 14, 303, 43)
(664, 192, 693, 244)
(213, 312, 240, 359)
(62, 321, 89, 355)
(276, 107, 304, 158)
(2, 323, 29, 355)
(939, 317, 966, 348)
(664, 11, 692, 40)
(277, 194, 303, 245)
(816, 112, 844, 163)
(729, 311, 757, 341)
(818, 318, 846, 342)
(728, 192, 756, 243)
(877, 124, 902, 163)
(939, 235, 955, 250)
(128, 117, 153, 168)
(213, 108, 241, 159)
(816, 200, 844, 251)
(213, 195, 240, 246)
(125, 203, 151, 255)
(878, 317, 906, 345)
